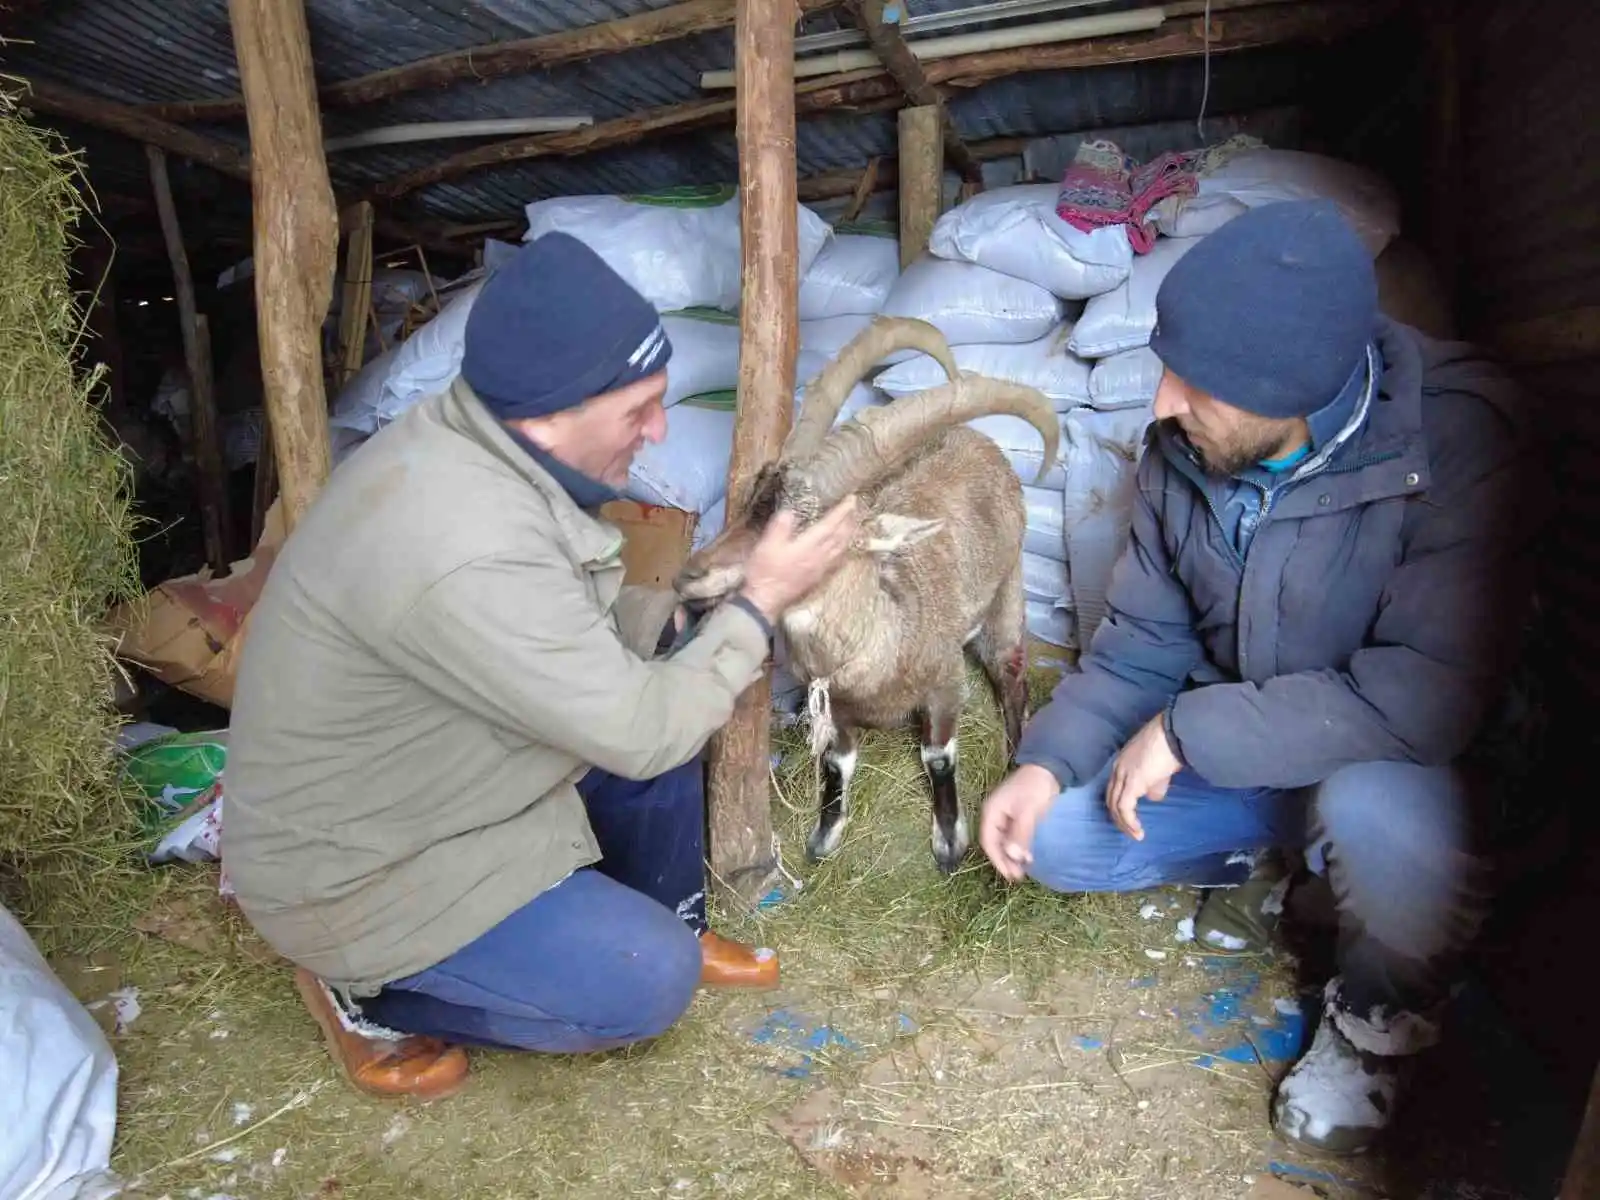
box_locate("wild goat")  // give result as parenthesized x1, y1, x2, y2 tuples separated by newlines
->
(674, 317, 1059, 874)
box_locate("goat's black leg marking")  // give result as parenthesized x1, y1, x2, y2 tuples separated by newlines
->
(920, 704, 967, 874)
(806, 724, 859, 862)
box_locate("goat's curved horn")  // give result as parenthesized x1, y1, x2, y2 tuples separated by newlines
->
(804, 373, 1061, 504)
(785, 316, 958, 461)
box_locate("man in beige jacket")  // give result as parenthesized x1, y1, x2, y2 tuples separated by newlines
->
(224, 233, 857, 1100)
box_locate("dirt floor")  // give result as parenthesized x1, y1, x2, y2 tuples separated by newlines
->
(44, 665, 1574, 1200)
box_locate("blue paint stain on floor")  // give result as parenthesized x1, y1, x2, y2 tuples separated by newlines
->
(1177, 965, 1309, 1067)
(748, 1008, 867, 1079)
(1073, 1035, 1105, 1052)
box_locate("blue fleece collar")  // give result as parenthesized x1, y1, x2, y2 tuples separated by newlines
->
(503, 425, 621, 510)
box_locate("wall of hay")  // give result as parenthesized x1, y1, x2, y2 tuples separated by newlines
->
(0, 93, 141, 927)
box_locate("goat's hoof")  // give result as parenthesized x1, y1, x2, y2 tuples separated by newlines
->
(806, 821, 846, 862)
(930, 820, 971, 876)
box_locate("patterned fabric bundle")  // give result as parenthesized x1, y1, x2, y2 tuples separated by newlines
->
(1054, 138, 1202, 253)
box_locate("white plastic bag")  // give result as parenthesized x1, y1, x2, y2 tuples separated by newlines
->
(1184, 148, 1400, 257)
(1062, 405, 1152, 647)
(660, 309, 742, 407)
(523, 187, 832, 311)
(1069, 237, 1202, 359)
(1026, 598, 1076, 649)
(1088, 346, 1165, 410)
(798, 226, 900, 319)
(1023, 484, 1066, 561)
(1021, 551, 1069, 605)
(874, 323, 1091, 412)
(0, 905, 119, 1200)
(693, 496, 726, 549)
(929, 184, 1133, 300)
(881, 256, 1064, 346)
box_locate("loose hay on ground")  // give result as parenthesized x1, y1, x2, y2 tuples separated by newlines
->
(0, 91, 141, 934)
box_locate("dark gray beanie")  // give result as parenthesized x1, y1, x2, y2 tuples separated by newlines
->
(1149, 199, 1377, 419)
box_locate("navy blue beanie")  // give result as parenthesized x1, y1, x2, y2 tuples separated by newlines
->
(1149, 199, 1377, 419)
(462, 232, 672, 420)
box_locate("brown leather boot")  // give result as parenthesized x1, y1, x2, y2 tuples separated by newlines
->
(699, 930, 780, 990)
(294, 968, 469, 1101)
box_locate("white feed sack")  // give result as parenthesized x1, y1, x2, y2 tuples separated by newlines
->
(523, 189, 832, 312)
(0, 905, 119, 1200)
(330, 279, 485, 437)
(1159, 149, 1401, 257)
(1088, 346, 1165, 410)
(1026, 598, 1076, 650)
(874, 323, 1092, 413)
(1021, 550, 1070, 606)
(1061, 405, 1154, 650)
(928, 183, 1134, 300)
(1023, 484, 1067, 561)
(881, 256, 1064, 347)
(799, 313, 879, 362)
(1069, 237, 1202, 359)
(798, 227, 901, 319)
(660, 309, 742, 407)
(964, 411, 1069, 491)
(626, 401, 736, 516)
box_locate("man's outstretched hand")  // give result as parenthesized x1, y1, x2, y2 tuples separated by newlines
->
(1105, 712, 1183, 842)
(979, 764, 1061, 882)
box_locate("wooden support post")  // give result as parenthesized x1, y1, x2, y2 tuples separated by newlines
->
(229, 0, 338, 531)
(147, 145, 232, 572)
(898, 104, 943, 268)
(336, 200, 376, 389)
(707, 0, 799, 905)
(846, 0, 981, 186)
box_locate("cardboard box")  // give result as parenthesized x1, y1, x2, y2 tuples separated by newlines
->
(106, 501, 287, 710)
(600, 499, 699, 589)
(110, 499, 698, 710)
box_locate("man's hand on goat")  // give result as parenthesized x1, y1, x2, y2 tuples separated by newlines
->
(979, 764, 1060, 883)
(738, 496, 861, 622)
(1106, 713, 1183, 842)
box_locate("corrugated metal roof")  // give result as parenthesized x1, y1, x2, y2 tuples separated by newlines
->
(3, 0, 1348, 225)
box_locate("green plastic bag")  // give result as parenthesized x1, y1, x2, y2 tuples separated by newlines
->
(120, 730, 228, 834)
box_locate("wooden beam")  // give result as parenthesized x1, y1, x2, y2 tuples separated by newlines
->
(336, 200, 376, 389)
(230, 0, 337, 531)
(374, 0, 1383, 198)
(846, 0, 981, 185)
(147, 0, 840, 124)
(897, 104, 943, 267)
(708, 0, 797, 906)
(16, 76, 251, 181)
(147, 146, 233, 572)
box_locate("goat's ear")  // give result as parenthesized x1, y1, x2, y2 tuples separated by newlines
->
(862, 512, 944, 555)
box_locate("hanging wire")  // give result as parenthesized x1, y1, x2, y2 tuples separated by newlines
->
(1196, 0, 1214, 141)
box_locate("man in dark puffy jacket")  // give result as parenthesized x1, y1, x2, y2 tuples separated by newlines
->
(978, 200, 1543, 1153)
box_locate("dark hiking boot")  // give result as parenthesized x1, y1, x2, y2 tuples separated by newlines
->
(1272, 976, 1440, 1156)
(1194, 853, 1292, 955)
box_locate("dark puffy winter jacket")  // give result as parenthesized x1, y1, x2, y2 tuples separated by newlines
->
(1015, 319, 1545, 791)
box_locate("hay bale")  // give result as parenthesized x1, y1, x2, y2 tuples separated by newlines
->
(0, 92, 140, 926)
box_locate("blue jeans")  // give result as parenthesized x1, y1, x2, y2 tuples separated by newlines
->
(362, 758, 708, 1052)
(1028, 759, 1487, 1014)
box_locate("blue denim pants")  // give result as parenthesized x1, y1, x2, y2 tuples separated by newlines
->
(1027, 759, 1487, 1014)
(362, 758, 708, 1052)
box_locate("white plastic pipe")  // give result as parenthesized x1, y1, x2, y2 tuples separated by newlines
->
(699, 6, 1166, 89)
(323, 117, 594, 153)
